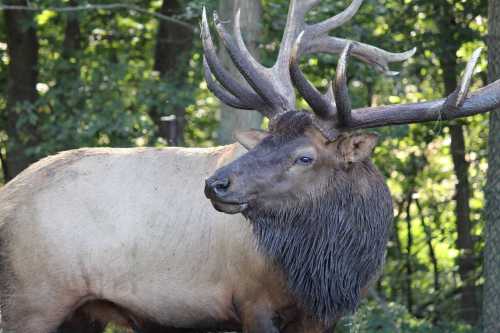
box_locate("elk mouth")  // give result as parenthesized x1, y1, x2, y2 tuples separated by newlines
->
(210, 200, 249, 214)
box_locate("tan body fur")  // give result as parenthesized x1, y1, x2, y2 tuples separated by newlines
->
(0, 146, 324, 332)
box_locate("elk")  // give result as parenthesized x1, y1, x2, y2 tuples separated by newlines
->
(0, 1, 499, 332)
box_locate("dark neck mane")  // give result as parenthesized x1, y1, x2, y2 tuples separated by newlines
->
(245, 163, 393, 324)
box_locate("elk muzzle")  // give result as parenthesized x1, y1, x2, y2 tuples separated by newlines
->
(205, 175, 249, 214)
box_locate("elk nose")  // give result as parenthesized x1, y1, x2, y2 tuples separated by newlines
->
(205, 177, 231, 198)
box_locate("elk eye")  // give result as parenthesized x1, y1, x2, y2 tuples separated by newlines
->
(296, 156, 314, 165)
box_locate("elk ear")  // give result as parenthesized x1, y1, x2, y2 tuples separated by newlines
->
(234, 129, 269, 150)
(337, 133, 379, 163)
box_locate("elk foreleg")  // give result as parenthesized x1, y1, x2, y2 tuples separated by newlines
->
(239, 302, 280, 333)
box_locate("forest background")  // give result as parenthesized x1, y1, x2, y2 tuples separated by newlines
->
(1, 0, 499, 332)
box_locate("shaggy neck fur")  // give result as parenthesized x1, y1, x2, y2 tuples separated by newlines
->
(244, 164, 393, 324)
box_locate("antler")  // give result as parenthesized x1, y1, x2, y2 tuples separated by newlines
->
(349, 48, 500, 129)
(203, 1, 500, 137)
(293, 39, 500, 132)
(202, 0, 415, 121)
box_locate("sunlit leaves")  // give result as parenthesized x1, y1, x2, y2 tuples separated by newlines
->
(36, 10, 57, 25)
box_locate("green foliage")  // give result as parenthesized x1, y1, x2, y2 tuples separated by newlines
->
(338, 300, 480, 333)
(0, 0, 219, 163)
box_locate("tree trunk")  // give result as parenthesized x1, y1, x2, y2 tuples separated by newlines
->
(4, 0, 40, 180)
(151, 0, 193, 146)
(62, 0, 81, 61)
(390, 200, 405, 302)
(449, 123, 479, 324)
(483, 2, 500, 332)
(56, 0, 84, 125)
(405, 197, 414, 314)
(415, 200, 440, 294)
(415, 199, 441, 324)
(216, 0, 263, 145)
(439, 19, 479, 324)
(0, 143, 8, 183)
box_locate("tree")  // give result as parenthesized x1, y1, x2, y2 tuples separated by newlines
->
(389, 0, 485, 324)
(150, 0, 194, 146)
(483, 1, 500, 332)
(3, 0, 40, 180)
(434, 2, 483, 323)
(216, 0, 263, 145)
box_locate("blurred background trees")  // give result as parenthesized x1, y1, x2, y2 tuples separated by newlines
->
(0, 0, 498, 332)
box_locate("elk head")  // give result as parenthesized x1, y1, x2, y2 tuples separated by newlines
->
(203, 0, 500, 216)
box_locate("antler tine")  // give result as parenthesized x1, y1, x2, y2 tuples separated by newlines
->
(335, 43, 354, 127)
(309, 0, 364, 37)
(290, 32, 337, 120)
(306, 37, 416, 75)
(214, 12, 290, 114)
(203, 57, 255, 111)
(234, 10, 267, 75)
(444, 47, 482, 110)
(289, 35, 354, 127)
(201, 8, 265, 108)
(349, 48, 500, 129)
(458, 47, 483, 105)
(325, 81, 335, 104)
(292, 0, 416, 75)
(275, 0, 317, 69)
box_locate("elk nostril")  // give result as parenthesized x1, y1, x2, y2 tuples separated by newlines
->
(213, 178, 230, 194)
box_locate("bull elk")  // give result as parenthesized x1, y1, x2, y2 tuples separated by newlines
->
(1, 0, 499, 332)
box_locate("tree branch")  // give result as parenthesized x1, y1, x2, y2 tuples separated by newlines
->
(0, 3, 196, 32)
(414, 286, 464, 317)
